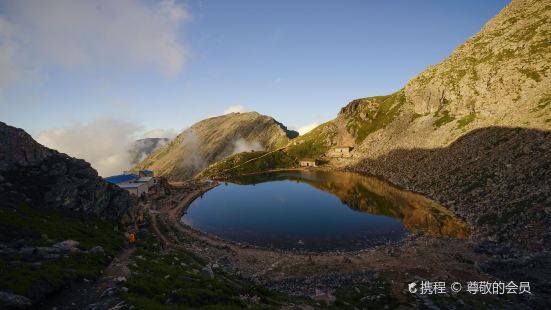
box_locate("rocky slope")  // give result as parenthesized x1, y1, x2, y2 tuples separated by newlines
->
(135, 112, 298, 180)
(346, 0, 551, 252)
(345, 0, 550, 158)
(204, 0, 550, 175)
(200, 0, 551, 252)
(352, 127, 551, 251)
(0, 121, 135, 307)
(0, 121, 133, 221)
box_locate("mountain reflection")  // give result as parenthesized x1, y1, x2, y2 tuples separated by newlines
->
(230, 170, 470, 239)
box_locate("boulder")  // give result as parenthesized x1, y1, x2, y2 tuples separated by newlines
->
(201, 265, 214, 279)
(0, 291, 32, 309)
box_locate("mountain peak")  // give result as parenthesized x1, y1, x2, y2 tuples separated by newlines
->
(135, 112, 297, 180)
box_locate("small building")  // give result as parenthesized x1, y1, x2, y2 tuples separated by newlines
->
(328, 146, 353, 158)
(105, 170, 157, 196)
(118, 182, 149, 196)
(299, 158, 318, 167)
(139, 170, 154, 177)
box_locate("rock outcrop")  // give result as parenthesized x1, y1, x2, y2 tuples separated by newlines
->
(307, 0, 550, 155)
(0, 121, 133, 221)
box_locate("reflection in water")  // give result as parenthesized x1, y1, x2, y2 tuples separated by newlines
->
(183, 171, 470, 251)
(233, 171, 470, 239)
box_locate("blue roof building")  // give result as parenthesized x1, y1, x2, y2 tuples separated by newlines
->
(141, 170, 154, 177)
(104, 174, 139, 184)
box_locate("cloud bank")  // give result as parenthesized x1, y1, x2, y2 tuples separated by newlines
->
(223, 105, 247, 114)
(142, 128, 178, 140)
(297, 122, 320, 135)
(0, 0, 190, 95)
(231, 138, 264, 155)
(37, 119, 143, 177)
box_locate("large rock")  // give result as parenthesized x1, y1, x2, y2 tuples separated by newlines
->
(0, 291, 32, 309)
(0, 122, 133, 221)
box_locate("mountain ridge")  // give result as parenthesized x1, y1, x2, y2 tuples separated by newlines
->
(203, 0, 549, 175)
(134, 112, 298, 180)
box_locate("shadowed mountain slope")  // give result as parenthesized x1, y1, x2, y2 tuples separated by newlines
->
(352, 127, 551, 252)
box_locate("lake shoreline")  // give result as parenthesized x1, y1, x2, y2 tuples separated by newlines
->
(146, 178, 548, 307)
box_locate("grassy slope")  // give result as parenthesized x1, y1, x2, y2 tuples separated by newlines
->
(0, 202, 124, 300)
(120, 227, 294, 309)
(342, 90, 407, 143)
(199, 90, 408, 178)
(199, 122, 336, 178)
(134, 112, 297, 180)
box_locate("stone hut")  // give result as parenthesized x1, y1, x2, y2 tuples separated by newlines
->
(328, 146, 353, 158)
(299, 158, 318, 167)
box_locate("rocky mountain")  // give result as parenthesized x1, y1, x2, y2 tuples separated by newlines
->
(129, 137, 170, 165)
(343, 0, 550, 159)
(206, 0, 550, 170)
(0, 121, 133, 221)
(134, 112, 298, 180)
(0, 121, 135, 306)
(283, 0, 547, 161)
(198, 0, 551, 252)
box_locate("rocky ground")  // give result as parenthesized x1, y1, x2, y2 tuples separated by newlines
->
(142, 180, 549, 309)
(3, 176, 549, 309)
(351, 127, 551, 252)
(349, 126, 551, 308)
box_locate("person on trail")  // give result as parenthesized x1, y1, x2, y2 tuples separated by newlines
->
(127, 232, 136, 245)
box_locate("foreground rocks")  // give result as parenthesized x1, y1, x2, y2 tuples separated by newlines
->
(0, 291, 32, 309)
(0, 121, 133, 221)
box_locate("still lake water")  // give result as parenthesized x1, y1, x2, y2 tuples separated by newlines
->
(182, 171, 470, 251)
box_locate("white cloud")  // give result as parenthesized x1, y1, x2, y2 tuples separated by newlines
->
(297, 122, 320, 135)
(37, 119, 143, 177)
(0, 0, 190, 95)
(231, 138, 264, 155)
(223, 104, 246, 114)
(142, 128, 177, 139)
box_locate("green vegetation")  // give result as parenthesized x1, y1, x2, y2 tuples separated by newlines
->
(200, 122, 335, 178)
(0, 202, 123, 298)
(330, 280, 399, 310)
(0, 251, 111, 299)
(519, 68, 542, 82)
(134, 112, 298, 180)
(433, 110, 456, 129)
(410, 112, 427, 122)
(345, 90, 406, 143)
(453, 253, 474, 265)
(286, 122, 334, 158)
(531, 95, 550, 112)
(200, 150, 296, 178)
(457, 113, 477, 129)
(529, 38, 551, 55)
(120, 230, 294, 309)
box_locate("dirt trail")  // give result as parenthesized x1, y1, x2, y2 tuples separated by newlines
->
(215, 147, 286, 175)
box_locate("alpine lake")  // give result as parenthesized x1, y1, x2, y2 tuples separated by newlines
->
(182, 171, 470, 252)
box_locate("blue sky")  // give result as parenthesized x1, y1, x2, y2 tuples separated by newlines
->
(2, 0, 511, 177)
(1, 0, 509, 138)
